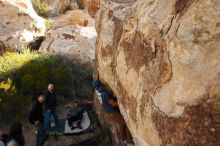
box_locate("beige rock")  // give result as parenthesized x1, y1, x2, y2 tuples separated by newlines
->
(80, 0, 103, 16)
(0, 0, 45, 51)
(55, 9, 95, 27)
(81, 0, 136, 16)
(40, 0, 102, 16)
(95, 0, 220, 146)
(39, 25, 96, 64)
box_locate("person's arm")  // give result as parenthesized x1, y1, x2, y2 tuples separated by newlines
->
(103, 92, 118, 107)
(108, 99, 118, 107)
(29, 104, 37, 124)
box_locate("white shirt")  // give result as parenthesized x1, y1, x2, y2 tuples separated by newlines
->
(95, 89, 103, 104)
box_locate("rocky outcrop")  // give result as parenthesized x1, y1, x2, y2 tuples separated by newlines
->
(80, 0, 104, 16)
(40, 25, 96, 64)
(0, 0, 45, 51)
(40, 0, 104, 16)
(40, 0, 77, 15)
(55, 9, 95, 27)
(95, 0, 220, 146)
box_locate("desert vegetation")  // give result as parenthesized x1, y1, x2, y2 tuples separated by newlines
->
(0, 49, 92, 123)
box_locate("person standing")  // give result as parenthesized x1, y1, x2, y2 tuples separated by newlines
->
(29, 95, 48, 146)
(44, 84, 59, 130)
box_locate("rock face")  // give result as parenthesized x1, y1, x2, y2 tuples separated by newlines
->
(80, 0, 104, 16)
(95, 0, 220, 146)
(40, 25, 96, 64)
(55, 9, 95, 27)
(41, 0, 104, 16)
(0, 0, 45, 51)
(41, 0, 76, 15)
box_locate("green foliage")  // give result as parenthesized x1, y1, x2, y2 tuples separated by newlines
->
(0, 50, 92, 123)
(45, 18, 55, 31)
(0, 79, 16, 94)
(31, 0, 50, 17)
(0, 79, 31, 123)
(0, 49, 39, 78)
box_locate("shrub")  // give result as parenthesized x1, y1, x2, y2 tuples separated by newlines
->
(32, 0, 50, 17)
(0, 79, 31, 123)
(45, 18, 55, 31)
(0, 49, 92, 123)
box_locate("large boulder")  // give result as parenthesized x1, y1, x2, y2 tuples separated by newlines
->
(39, 25, 96, 65)
(39, 0, 77, 15)
(80, 0, 104, 16)
(94, 1, 135, 146)
(39, 0, 103, 16)
(81, 0, 136, 16)
(95, 0, 220, 146)
(55, 9, 95, 27)
(0, 0, 45, 51)
(39, 0, 127, 17)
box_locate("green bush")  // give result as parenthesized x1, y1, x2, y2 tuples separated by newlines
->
(0, 50, 92, 123)
(31, 0, 50, 17)
(45, 18, 55, 31)
(0, 79, 31, 123)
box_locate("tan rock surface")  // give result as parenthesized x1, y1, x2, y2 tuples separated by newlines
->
(95, 0, 220, 146)
(80, 0, 104, 16)
(0, 0, 45, 51)
(39, 25, 96, 64)
(55, 9, 95, 27)
(40, 0, 103, 16)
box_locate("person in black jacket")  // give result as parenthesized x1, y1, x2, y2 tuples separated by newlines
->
(44, 84, 59, 130)
(29, 95, 48, 146)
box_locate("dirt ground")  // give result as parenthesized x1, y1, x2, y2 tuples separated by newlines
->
(23, 103, 112, 146)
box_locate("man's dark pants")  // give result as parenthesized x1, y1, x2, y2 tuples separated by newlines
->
(36, 122, 48, 146)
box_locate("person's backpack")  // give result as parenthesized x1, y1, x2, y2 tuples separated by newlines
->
(67, 108, 84, 127)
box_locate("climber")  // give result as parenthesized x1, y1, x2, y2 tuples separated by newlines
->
(92, 80, 133, 145)
(44, 84, 59, 130)
(29, 95, 48, 146)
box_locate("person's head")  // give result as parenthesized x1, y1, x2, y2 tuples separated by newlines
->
(48, 84, 54, 92)
(9, 123, 25, 146)
(37, 95, 45, 103)
(92, 80, 101, 90)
